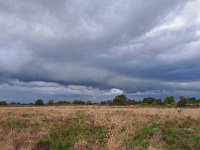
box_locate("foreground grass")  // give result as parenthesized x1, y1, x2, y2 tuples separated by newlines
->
(0, 106, 200, 150)
(125, 121, 200, 150)
(36, 111, 106, 150)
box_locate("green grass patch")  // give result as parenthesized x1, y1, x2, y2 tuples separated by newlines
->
(37, 125, 106, 150)
(0, 120, 27, 131)
(124, 122, 200, 150)
(37, 113, 106, 150)
(75, 110, 90, 124)
(124, 123, 159, 149)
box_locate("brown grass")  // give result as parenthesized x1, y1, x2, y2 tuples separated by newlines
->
(0, 106, 200, 150)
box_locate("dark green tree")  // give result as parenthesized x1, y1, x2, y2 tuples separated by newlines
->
(35, 99, 44, 106)
(164, 96, 175, 106)
(113, 94, 127, 105)
(177, 96, 187, 107)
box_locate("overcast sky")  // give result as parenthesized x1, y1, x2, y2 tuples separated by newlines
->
(0, 0, 200, 102)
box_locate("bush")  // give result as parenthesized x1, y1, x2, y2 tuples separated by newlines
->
(100, 100, 113, 105)
(73, 100, 85, 105)
(56, 100, 70, 105)
(127, 99, 137, 105)
(155, 99, 164, 105)
(35, 99, 44, 105)
(142, 97, 156, 105)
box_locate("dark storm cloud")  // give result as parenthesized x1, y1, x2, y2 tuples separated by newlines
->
(0, 0, 200, 101)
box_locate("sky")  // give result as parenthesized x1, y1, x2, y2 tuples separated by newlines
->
(1, 0, 200, 102)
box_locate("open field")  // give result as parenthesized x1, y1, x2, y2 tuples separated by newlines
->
(0, 106, 200, 150)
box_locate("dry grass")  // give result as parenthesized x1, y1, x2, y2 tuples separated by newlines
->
(0, 106, 200, 150)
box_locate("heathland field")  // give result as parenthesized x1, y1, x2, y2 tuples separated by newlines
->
(0, 106, 200, 150)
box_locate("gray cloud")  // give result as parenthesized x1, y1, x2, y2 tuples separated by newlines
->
(0, 0, 200, 102)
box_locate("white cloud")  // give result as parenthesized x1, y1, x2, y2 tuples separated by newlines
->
(104, 88, 124, 95)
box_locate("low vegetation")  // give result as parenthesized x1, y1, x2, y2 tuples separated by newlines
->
(0, 106, 200, 149)
(125, 121, 200, 150)
(36, 112, 106, 150)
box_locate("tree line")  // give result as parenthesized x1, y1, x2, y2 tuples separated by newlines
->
(100, 95, 200, 107)
(0, 95, 200, 107)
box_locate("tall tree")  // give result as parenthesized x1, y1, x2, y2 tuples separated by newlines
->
(177, 96, 187, 107)
(164, 96, 175, 106)
(113, 94, 127, 105)
(35, 99, 44, 106)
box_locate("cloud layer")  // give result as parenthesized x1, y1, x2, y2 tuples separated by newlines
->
(0, 0, 200, 102)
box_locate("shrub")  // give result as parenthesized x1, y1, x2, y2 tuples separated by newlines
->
(100, 100, 113, 105)
(56, 100, 70, 105)
(155, 99, 164, 105)
(127, 99, 137, 105)
(143, 97, 156, 105)
(73, 100, 85, 105)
